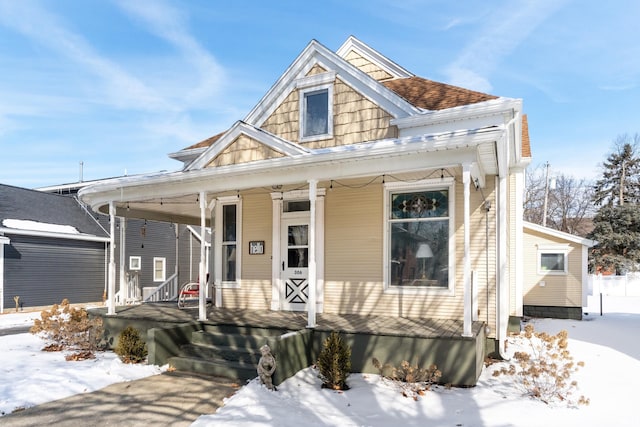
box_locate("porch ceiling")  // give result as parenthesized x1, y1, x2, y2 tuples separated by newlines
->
(79, 127, 504, 224)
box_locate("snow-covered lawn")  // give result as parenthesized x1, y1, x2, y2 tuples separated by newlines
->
(1, 295, 639, 426)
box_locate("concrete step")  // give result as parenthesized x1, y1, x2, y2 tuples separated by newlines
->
(179, 343, 261, 365)
(190, 330, 273, 350)
(167, 355, 256, 381)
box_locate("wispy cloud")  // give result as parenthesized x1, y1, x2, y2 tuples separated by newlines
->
(0, 0, 170, 112)
(444, 0, 567, 93)
(115, 0, 225, 105)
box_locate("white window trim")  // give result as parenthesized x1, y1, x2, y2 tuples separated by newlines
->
(214, 195, 242, 289)
(129, 256, 141, 271)
(153, 257, 166, 282)
(383, 178, 456, 295)
(537, 244, 569, 275)
(299, 83, 333, 143)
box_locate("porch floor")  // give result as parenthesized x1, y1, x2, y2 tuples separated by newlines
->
(103, 302, 484, 339)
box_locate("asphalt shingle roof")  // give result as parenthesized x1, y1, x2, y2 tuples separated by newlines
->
(0, 184, 108, 237)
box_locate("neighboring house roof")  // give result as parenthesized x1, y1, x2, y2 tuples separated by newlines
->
(0, 184, 109, 240)
(523, 221, 596, 247)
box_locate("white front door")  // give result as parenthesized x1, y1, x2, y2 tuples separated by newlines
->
(281, 217, 309, 311)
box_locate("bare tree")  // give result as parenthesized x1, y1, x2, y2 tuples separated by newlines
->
(524, 164, 595, 236)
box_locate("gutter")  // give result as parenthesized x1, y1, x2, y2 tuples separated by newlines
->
(0, 227, 110, 243)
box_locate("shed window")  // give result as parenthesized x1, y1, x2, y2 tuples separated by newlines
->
(539, 251, 568, 275)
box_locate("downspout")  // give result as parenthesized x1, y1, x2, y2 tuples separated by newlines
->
(0, 235, 9, 314)
(497, 175, 509, 358)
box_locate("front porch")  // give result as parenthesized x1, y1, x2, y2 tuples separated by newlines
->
(93, 303, 487, 387)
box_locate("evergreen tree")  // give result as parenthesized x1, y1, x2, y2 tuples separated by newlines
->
(592, 135, 640, 206)
(588, 204, 640, 274)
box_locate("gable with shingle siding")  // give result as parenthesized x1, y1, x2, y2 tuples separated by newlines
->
(342, 49, 394, 82)
(206, 134, 286, 167)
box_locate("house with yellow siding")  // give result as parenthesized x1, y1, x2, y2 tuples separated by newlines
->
(80, 37, 532, 384)
(522, 221, 596, 320)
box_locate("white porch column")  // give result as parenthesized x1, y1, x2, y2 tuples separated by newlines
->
(199, 191, 207, 321)
(118, 217, 126, 303)
(462, 165, 473, 337)
(108, 201, 116, 315)
(307, 179, 318, 328)
(270, 193, 283, 310)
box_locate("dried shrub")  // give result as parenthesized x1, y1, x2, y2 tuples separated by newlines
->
(317, 331, 351, 390)
(493, 323, 589, 406)
(373, 358, 442, 400)
(30, 299, 104, 359)
(115, 326, 148, 364)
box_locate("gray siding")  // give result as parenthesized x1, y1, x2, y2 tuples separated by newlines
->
(3, 235, 106, 309)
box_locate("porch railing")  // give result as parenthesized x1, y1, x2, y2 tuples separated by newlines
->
(143, 272, 179, 302)
(115, 271, 141, 305)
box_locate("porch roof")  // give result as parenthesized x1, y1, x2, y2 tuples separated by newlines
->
(79, 125, 506, 225)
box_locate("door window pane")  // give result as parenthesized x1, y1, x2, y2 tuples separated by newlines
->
(288, 248, 308, 268)
(288, 225, 308, 246)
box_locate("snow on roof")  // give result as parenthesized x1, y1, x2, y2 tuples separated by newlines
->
(2, 219, 80, 235)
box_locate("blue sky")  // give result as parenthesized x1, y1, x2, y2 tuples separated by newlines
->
(1, 0, 638, 188)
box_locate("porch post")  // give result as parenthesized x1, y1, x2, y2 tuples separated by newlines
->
(0, 235, 9, 314)
(462, 165, 472, 337)
(118, 217, 126, 303)
(270, 193, 282, 310)
(307, 179, 318, 328)
(199, 191, 207, 321)
(108, 201, 116, 315)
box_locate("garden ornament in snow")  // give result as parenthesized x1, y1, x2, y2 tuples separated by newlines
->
(257, 344, 277, 390)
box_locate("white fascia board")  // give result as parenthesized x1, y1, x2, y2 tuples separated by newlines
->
(186, 121, 310, 171)
(243, 40, 419, 127)
(79, 127, 503, 211)
(391, 97, 522, 128)
(168, 147, 207, 163)
(336, 36, 414, 79)
(0, 227, 110, 243)
(523, 221, 597, 247)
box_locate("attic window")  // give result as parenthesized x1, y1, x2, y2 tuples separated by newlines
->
(299, 83, 333, 141)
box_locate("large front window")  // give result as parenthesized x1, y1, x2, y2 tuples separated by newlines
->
(388, 187, 451, 288)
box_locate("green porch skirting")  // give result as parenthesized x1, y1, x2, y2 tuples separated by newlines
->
(91, 305, 487, 387)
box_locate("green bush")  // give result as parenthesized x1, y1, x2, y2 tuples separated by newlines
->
(115, 326, 148, 364)
(317, 331, 351, 390)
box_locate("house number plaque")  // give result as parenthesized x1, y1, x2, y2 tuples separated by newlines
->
(249, 241, 265, 255)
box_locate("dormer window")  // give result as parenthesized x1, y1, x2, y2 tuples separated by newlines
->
(303, 89, 329, 137)
(296, 72, 335, 142)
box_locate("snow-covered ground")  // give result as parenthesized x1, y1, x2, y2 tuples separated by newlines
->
(1, 295, 639, 426)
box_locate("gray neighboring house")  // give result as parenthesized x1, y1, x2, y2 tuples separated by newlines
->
(0, 184, 110, 313)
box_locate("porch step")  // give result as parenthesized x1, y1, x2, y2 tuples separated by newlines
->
(167, 329, 279, 381)
(167, 355, 256, 381)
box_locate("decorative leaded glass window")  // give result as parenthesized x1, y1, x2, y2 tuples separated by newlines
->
(388, 189, 450, 288)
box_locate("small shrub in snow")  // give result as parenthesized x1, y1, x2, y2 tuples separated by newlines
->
(372, 358, 442, 400)
(317, 331, 351, 390)
(30, 299, 104, 360)
(493, 323, 589, 406)
(115, 326, 148, 363)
